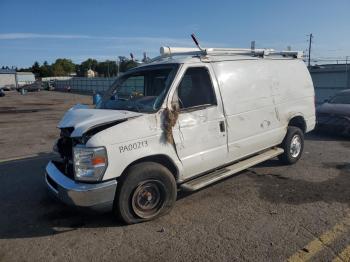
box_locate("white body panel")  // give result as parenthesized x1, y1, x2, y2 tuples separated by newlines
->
(211, 58, 315, 161)
(57, 54, 315, 182)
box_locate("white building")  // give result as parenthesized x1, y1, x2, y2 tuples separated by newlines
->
(0, 70, 36, 89)
(16, 72, 35, 87)
(86, 69, 96, 78)
(0, 69, 17, 89)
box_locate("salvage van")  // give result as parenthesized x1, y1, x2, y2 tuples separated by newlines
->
(46, 44, 315, 224)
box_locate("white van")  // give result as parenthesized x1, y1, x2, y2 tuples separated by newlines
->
(46, 46, 315, 224)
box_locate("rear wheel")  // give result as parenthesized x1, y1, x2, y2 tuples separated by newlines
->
(278, 126, 304, 165)
(114, 162, 177, 224)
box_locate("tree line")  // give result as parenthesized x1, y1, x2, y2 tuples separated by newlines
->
(13, 57, 140, 78)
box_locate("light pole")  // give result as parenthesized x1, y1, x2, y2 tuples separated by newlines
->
(117, 58, 120, 77)
(346, 56, 349, 89)
(307, 33, 313, 68)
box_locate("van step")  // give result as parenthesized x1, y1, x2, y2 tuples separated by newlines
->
(180, 147, 284, 192)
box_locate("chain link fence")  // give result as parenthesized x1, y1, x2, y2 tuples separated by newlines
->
(42, 77, 118, 94)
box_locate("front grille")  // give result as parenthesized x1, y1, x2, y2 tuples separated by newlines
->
(56, 127, 76, 180)
(57, 136, 73, 159)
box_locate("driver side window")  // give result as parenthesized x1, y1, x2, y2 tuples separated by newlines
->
(177, 67, 217, 110)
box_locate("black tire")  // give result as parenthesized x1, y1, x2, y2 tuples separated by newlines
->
(278, 126, 304, 165)
(114, 162, 177, 224)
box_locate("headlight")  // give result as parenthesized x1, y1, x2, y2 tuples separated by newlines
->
(73, 146, 108, 182)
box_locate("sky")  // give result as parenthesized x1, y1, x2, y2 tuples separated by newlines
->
(1, 0, 350, 67)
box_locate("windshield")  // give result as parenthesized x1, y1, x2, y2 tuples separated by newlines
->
(97, 64, 179, 113)
(329, 94, 350, 104)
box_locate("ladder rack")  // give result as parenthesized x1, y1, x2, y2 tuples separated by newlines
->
(151, 46, 303, 62)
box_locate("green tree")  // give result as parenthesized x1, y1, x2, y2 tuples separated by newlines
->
(96, 60, 118, 77)
(51, 59, 75, 76)
(75, 64, 81, 76)
(31, 61, 41, 76)
(119, 60, 138, 72)
(17, 67, 32, 72)
(79, 58, 98, 76)
(39, 61, 51, 77)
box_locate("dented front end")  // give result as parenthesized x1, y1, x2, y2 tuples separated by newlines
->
(45, 106, 146, 210)
(45, 104, 180, 210)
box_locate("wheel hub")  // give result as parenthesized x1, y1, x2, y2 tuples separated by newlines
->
(131, 180, 165, 219)
(290, 134, 301, 158)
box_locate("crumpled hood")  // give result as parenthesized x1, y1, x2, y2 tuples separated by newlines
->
(317, 103, 350, 117)
(58, 104, 143, 137)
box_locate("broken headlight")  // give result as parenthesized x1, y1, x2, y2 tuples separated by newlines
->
(73, 146, 108, 182)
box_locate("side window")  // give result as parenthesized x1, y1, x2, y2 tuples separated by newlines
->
(177, 67, 216, 109)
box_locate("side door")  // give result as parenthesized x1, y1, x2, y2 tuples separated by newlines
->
(171, 65, 228, 179)
(211, 60, 282, 161)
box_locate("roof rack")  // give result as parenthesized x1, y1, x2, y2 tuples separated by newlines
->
(147, 46, 303, 63)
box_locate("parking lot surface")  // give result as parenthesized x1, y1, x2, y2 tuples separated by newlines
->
(0, 91, 91, 160)
(0, 91, 350, 262)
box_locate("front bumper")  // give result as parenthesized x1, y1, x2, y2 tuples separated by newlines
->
(45, 161, 117, 211)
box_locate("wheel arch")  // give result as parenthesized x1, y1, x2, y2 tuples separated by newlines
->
(119, 154, 180, 182)
(288, 115, 306, 133)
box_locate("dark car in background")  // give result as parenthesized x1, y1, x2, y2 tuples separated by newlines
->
(316, 89, 350, 136)
(16, 81, 42, 92)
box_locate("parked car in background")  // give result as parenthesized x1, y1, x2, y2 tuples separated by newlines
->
(17, 81, 42, 92)
(316, 89, 350, 136)
(2, 84, 15, 91)
(42, 80, 55, 91)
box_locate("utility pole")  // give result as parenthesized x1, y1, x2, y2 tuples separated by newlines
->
(346, 56, 349, 89)
(307, 33, 313, 68)
(117, 57, 120, 76)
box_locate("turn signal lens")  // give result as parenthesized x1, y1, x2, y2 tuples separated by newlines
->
(91, 156, 106, 166)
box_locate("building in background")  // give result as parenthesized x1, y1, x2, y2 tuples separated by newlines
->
(16, 72, 35, 87)
(86, 69, 96, 78)
(0, 70, 36, 90)
(0, 69, 17, 89)
(309, 64, 350, 103)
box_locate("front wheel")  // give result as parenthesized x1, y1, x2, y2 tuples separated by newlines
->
(114, 162, 177, 224)
(278, 126, 304, 165)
